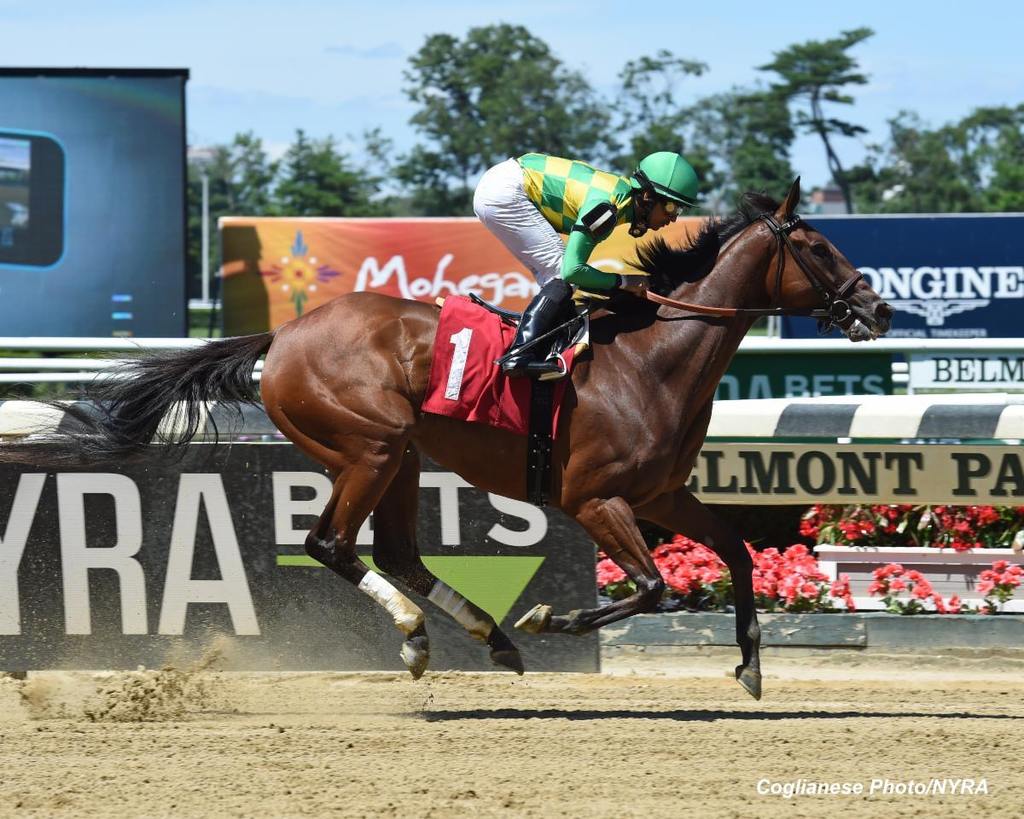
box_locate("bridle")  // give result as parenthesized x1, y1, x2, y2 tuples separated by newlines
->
(643, 212, 864, 332)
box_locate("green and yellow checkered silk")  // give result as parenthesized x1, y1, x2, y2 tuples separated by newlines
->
(518, 153, 635, 289)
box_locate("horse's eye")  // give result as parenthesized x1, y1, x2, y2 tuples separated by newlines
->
(811, 244, 832, 260)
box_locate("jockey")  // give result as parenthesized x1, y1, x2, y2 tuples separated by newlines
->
(474, 151, 700, 377)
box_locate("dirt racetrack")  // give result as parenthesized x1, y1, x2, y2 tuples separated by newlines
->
(1, 652, 1022, 819)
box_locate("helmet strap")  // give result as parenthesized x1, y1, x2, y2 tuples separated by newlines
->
(629, 191, 651, 238)
(632, 168, 656, 196)
(629, 168, 659, 238)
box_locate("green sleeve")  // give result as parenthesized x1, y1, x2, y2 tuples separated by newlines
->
(560, 230, 619, 290)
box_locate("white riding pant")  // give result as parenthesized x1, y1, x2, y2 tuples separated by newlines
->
(473, 158, 564, 285)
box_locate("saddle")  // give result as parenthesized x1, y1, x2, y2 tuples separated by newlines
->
(423, 295, 591, 506)
(469, 292, 591, 382)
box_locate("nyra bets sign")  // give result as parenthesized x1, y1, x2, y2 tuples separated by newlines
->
(782, 214, 1024, 340)
(0, 445, 598, 672)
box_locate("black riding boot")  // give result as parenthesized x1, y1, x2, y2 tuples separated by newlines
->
(501, 278, 573, 378)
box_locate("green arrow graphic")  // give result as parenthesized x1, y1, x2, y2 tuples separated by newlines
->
(276, 555, 545, 623)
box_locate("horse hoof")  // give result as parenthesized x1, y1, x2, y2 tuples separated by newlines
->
(514, 604, 552, 634)
(490, 648, 525, 675)
(400, 635, 430, 680)
(735, 664, 762, 701)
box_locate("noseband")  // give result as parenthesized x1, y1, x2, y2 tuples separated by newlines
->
(759, 213, 862, 331)
(643, 212, 864, 332)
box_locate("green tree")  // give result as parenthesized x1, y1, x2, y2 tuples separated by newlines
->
(852, 105, 1024, 213)
(851, 112, 980, 212)
(759, 27, 874, 213)
(686, 87, 797, 211)
(225, 132, 276, 214)
(961, 105, 1024, 211)
(726, 91, 798, 201)
(613, 49, 707, 168)
(398, 24, 609, 214)
(606, 49, 719, 209)
(393, 145, 468, 216)
(274, 129, 386, 216)
(186, 132, 277, 298)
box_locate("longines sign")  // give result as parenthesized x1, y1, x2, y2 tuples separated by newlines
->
(782, 215, 1024, 339)
(690, 444, 1024, 504)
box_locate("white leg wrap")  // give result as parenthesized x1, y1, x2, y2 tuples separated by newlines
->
(428, 581, 493, 641)
(358, 571, 424, 636)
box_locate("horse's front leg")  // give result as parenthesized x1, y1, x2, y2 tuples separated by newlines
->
(636, 489, 762, 700)
(515, 496, 665, 635)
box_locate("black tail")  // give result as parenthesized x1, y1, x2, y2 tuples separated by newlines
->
(0, 332, 274, 468)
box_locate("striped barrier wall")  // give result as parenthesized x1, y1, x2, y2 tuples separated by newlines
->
(2, 393, 1024, 441)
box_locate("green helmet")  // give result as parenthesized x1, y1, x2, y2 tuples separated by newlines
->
(631, 152, 700, 207)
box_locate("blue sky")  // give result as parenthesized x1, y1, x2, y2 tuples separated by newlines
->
(2, 0, 1022, 187)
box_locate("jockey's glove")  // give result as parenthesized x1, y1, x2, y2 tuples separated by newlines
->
(615, 274, 649, 290)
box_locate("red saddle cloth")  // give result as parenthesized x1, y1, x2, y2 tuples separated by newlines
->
(421, 296, 577, 437)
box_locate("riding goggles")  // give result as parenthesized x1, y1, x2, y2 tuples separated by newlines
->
(662, 199, 687, 215)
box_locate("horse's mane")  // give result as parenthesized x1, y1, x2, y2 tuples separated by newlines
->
(634, 192, 781, 296)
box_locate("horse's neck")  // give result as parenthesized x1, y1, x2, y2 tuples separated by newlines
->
(644, 230, 773, 408)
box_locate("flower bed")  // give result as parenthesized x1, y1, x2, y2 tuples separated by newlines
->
(599, 535, 855, 614)
(802, 503, 1024, 612)
(815, 546, 1024, 613)
(597, 534, 1023, 616)
(801, 503, 1024, 551)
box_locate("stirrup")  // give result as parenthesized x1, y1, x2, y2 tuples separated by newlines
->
(500, 354, 540, 377)
(502, 353, 567, 381)
(537, 352, 569, 382)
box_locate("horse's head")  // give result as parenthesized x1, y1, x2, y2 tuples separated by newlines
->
(763, 178, 892, 341)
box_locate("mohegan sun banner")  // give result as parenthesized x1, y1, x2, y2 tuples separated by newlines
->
(219, 216, 701, 334)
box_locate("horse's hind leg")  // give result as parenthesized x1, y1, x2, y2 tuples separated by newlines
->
(304, 444, 431, 679)
(516, 496, 666, 637)
(371, 444, 525, 675)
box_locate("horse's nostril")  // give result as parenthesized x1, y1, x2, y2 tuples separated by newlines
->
(868, 301, 893, 334)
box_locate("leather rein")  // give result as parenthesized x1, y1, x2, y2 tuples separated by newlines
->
(643, 213, 863, 331)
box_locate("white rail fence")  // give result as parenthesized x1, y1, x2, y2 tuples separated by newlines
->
(0, 337, 260, 383)
(2, 336, 1024, 387)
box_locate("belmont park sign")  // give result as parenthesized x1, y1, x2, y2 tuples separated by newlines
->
(689, 444, 1024, 505)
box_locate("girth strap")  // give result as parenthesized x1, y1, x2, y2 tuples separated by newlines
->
(527, 380, 555, 506)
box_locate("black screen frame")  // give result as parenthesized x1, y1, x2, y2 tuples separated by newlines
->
(0, 130, 65, 267)
(0, 67, 190, 335)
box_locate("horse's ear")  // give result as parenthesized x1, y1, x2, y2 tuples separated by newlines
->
(777, 177, 801, 219)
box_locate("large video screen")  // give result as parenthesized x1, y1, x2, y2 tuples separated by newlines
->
(0, 69, 188, 336)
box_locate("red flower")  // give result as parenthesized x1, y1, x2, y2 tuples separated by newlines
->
(911, 577, 934, 599)
(596, 557, 626, 586)
(976, 507, 1000, 526)
(874, 563, 904, 580)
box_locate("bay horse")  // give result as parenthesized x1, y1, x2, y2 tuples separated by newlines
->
(4, 179, 890, 699)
